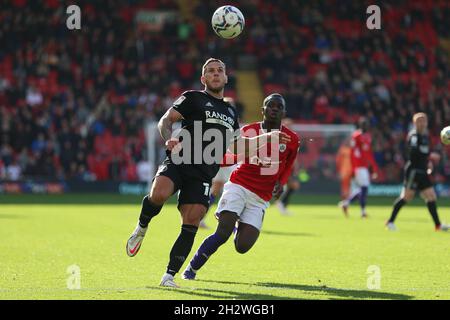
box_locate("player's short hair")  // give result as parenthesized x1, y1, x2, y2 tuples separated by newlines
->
(357, 116, 368, 127)
(202, 58, 226, 75)
(413, 112, 427, 123)
(263, 93, 286, 110)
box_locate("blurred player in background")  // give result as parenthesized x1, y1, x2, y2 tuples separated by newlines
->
(276, 118, 300, 216)
(182, 93, 299, 280)
(200, 97, 239, 229)
(336, 137, 352, 200)
(386, 113, 449, 231)
(339, 117, 379, 218)
(276, 162, 300, 216)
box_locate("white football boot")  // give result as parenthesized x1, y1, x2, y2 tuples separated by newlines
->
(160, 273, 179, 288)
(386, 222, 397, 231)
(338, 200, 349, 217)
(126, 223, 147, 257)
(277, 201, 293, 216)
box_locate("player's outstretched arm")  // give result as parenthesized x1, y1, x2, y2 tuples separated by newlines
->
(229, 131, 291, 157)
(158, 107, 183, 148)
(429, 152, 441, 163)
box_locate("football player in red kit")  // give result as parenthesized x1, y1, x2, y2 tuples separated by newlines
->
(339, 117, 379, 218)
(182, 93, 300, 279)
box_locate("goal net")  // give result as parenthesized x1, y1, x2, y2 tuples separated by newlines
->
(289, 124, 355, 192)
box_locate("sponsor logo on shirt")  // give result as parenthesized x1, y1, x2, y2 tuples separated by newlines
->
(205, 110, 235, 130)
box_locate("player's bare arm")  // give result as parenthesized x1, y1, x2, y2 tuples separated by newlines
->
(427, 152, 441, 174)
(429, 152, 441, 163)
(158, 107, 184, 150)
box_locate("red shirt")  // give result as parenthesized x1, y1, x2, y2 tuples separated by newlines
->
(350, 130, 378, 172)
(230, 122, 300, 201)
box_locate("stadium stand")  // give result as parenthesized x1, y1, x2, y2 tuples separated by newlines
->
(0, 0, 448, 183)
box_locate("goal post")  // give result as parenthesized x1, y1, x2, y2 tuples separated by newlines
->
(288, 123, 356, 194)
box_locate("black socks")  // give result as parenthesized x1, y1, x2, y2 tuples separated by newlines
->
(388, 198, 406, 223)
(389, 199, 441, 228)
(138, 195, 162, 228)
(427, 201, 441, 227)
(167, 224, 198, 276)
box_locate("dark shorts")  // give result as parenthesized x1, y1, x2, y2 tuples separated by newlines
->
(403, 167, 432, 191)
(154, 159, 211, 209)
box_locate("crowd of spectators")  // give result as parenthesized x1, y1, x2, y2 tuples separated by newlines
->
(221, 0, 449, 183)
(0, 0, 449, 183)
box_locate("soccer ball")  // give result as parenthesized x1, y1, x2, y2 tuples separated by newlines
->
(211, 5, 245, 39)
(441, 126, 450, 145)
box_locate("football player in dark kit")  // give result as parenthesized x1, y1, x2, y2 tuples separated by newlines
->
(386, 113, 449, 231)
(125, 58, 291, 287)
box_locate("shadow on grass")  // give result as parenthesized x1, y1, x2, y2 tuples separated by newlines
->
(0, 214, 27, 219)
(194, 279, 414, 300)
(145, 285, 299, 300)
(259, 282, 413, 300)
(261, 230, 316, 237)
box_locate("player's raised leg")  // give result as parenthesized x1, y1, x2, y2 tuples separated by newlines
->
(126, 175, 174, 257)
(183, 211, 238, 280)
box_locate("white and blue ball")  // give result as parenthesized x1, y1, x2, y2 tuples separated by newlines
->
(441, 126, 450, 145)
(211, 5, 245, 39)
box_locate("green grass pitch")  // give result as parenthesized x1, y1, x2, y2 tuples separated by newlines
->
(1, 194, 449, 300)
